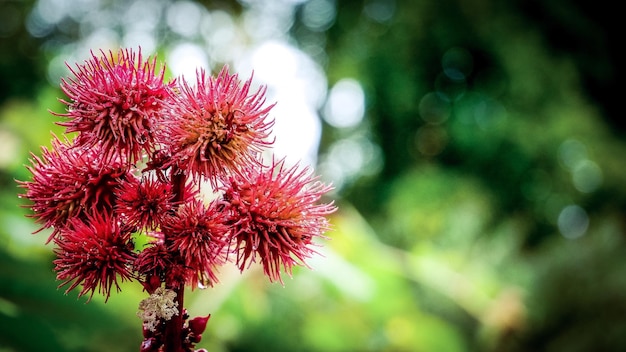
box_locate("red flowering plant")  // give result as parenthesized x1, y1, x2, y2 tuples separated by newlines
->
(18, 48, 336, 352)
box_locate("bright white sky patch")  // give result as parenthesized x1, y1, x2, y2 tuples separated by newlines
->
(168, 42, 210, 82)
(239, 40, 327, 167)
(324, 78, 365, 128)
(166, 1, 204, 38)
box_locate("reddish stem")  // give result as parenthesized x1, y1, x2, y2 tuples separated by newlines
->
(163, 171, 187, 352)
(163, 283, 185, 352)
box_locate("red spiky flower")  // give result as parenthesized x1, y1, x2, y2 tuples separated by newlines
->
(18, 136, 130, 241)
(134, 231, 203, 293)
(55, 48, 173, 164)
(53, 211, 136, 301)
(162, 199, 230, 287)
(222, 158, 336, 283)
(115, 174, 186, 231)
(158, 66, 274, 184)
(135, 239, 187, 293)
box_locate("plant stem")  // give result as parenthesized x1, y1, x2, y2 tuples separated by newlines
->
(163, 170, 187, 352)
(163, 284, 185, 352)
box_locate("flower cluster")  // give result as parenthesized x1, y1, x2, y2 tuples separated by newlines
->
(137, 287, 180, 332)
(18, 48, 336, 352)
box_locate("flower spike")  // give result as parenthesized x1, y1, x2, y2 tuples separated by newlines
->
(18, 135, 130, 241)
(53, 211, 136, 301)
(55, 48, 174, 165)
(159, 66, 275, 185)
(223, 157, 336, 283)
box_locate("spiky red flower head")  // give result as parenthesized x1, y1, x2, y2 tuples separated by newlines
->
(56, 48, 173, 164)
(115, 174, 191, 231)
(159, 66, 275, 185)
(53, 211, 136, 301)
(162, 199, 230, 287)
(222, 158, 336, 283)
(135, 240, 188, 293)
(18, 136, 130, 241)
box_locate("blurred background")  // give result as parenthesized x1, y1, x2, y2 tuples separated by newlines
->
(1, 0, 625, 351)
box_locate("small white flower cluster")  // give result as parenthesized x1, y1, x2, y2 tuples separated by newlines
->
(137, 287, 179, 331)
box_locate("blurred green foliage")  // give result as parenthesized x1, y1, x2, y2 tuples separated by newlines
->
(1, 0, 626, 351)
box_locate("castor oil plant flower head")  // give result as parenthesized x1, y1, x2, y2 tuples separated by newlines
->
(18, 135, 131, 241)
(134, 240, 187, 293)
(114, 173, 196, 231)
(53, 211, 136, 302)
(159, 66, 274, 185)
(223, 158, 336, 283)
(162, 198, 231, 288)
(55, 48, 173, 165)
